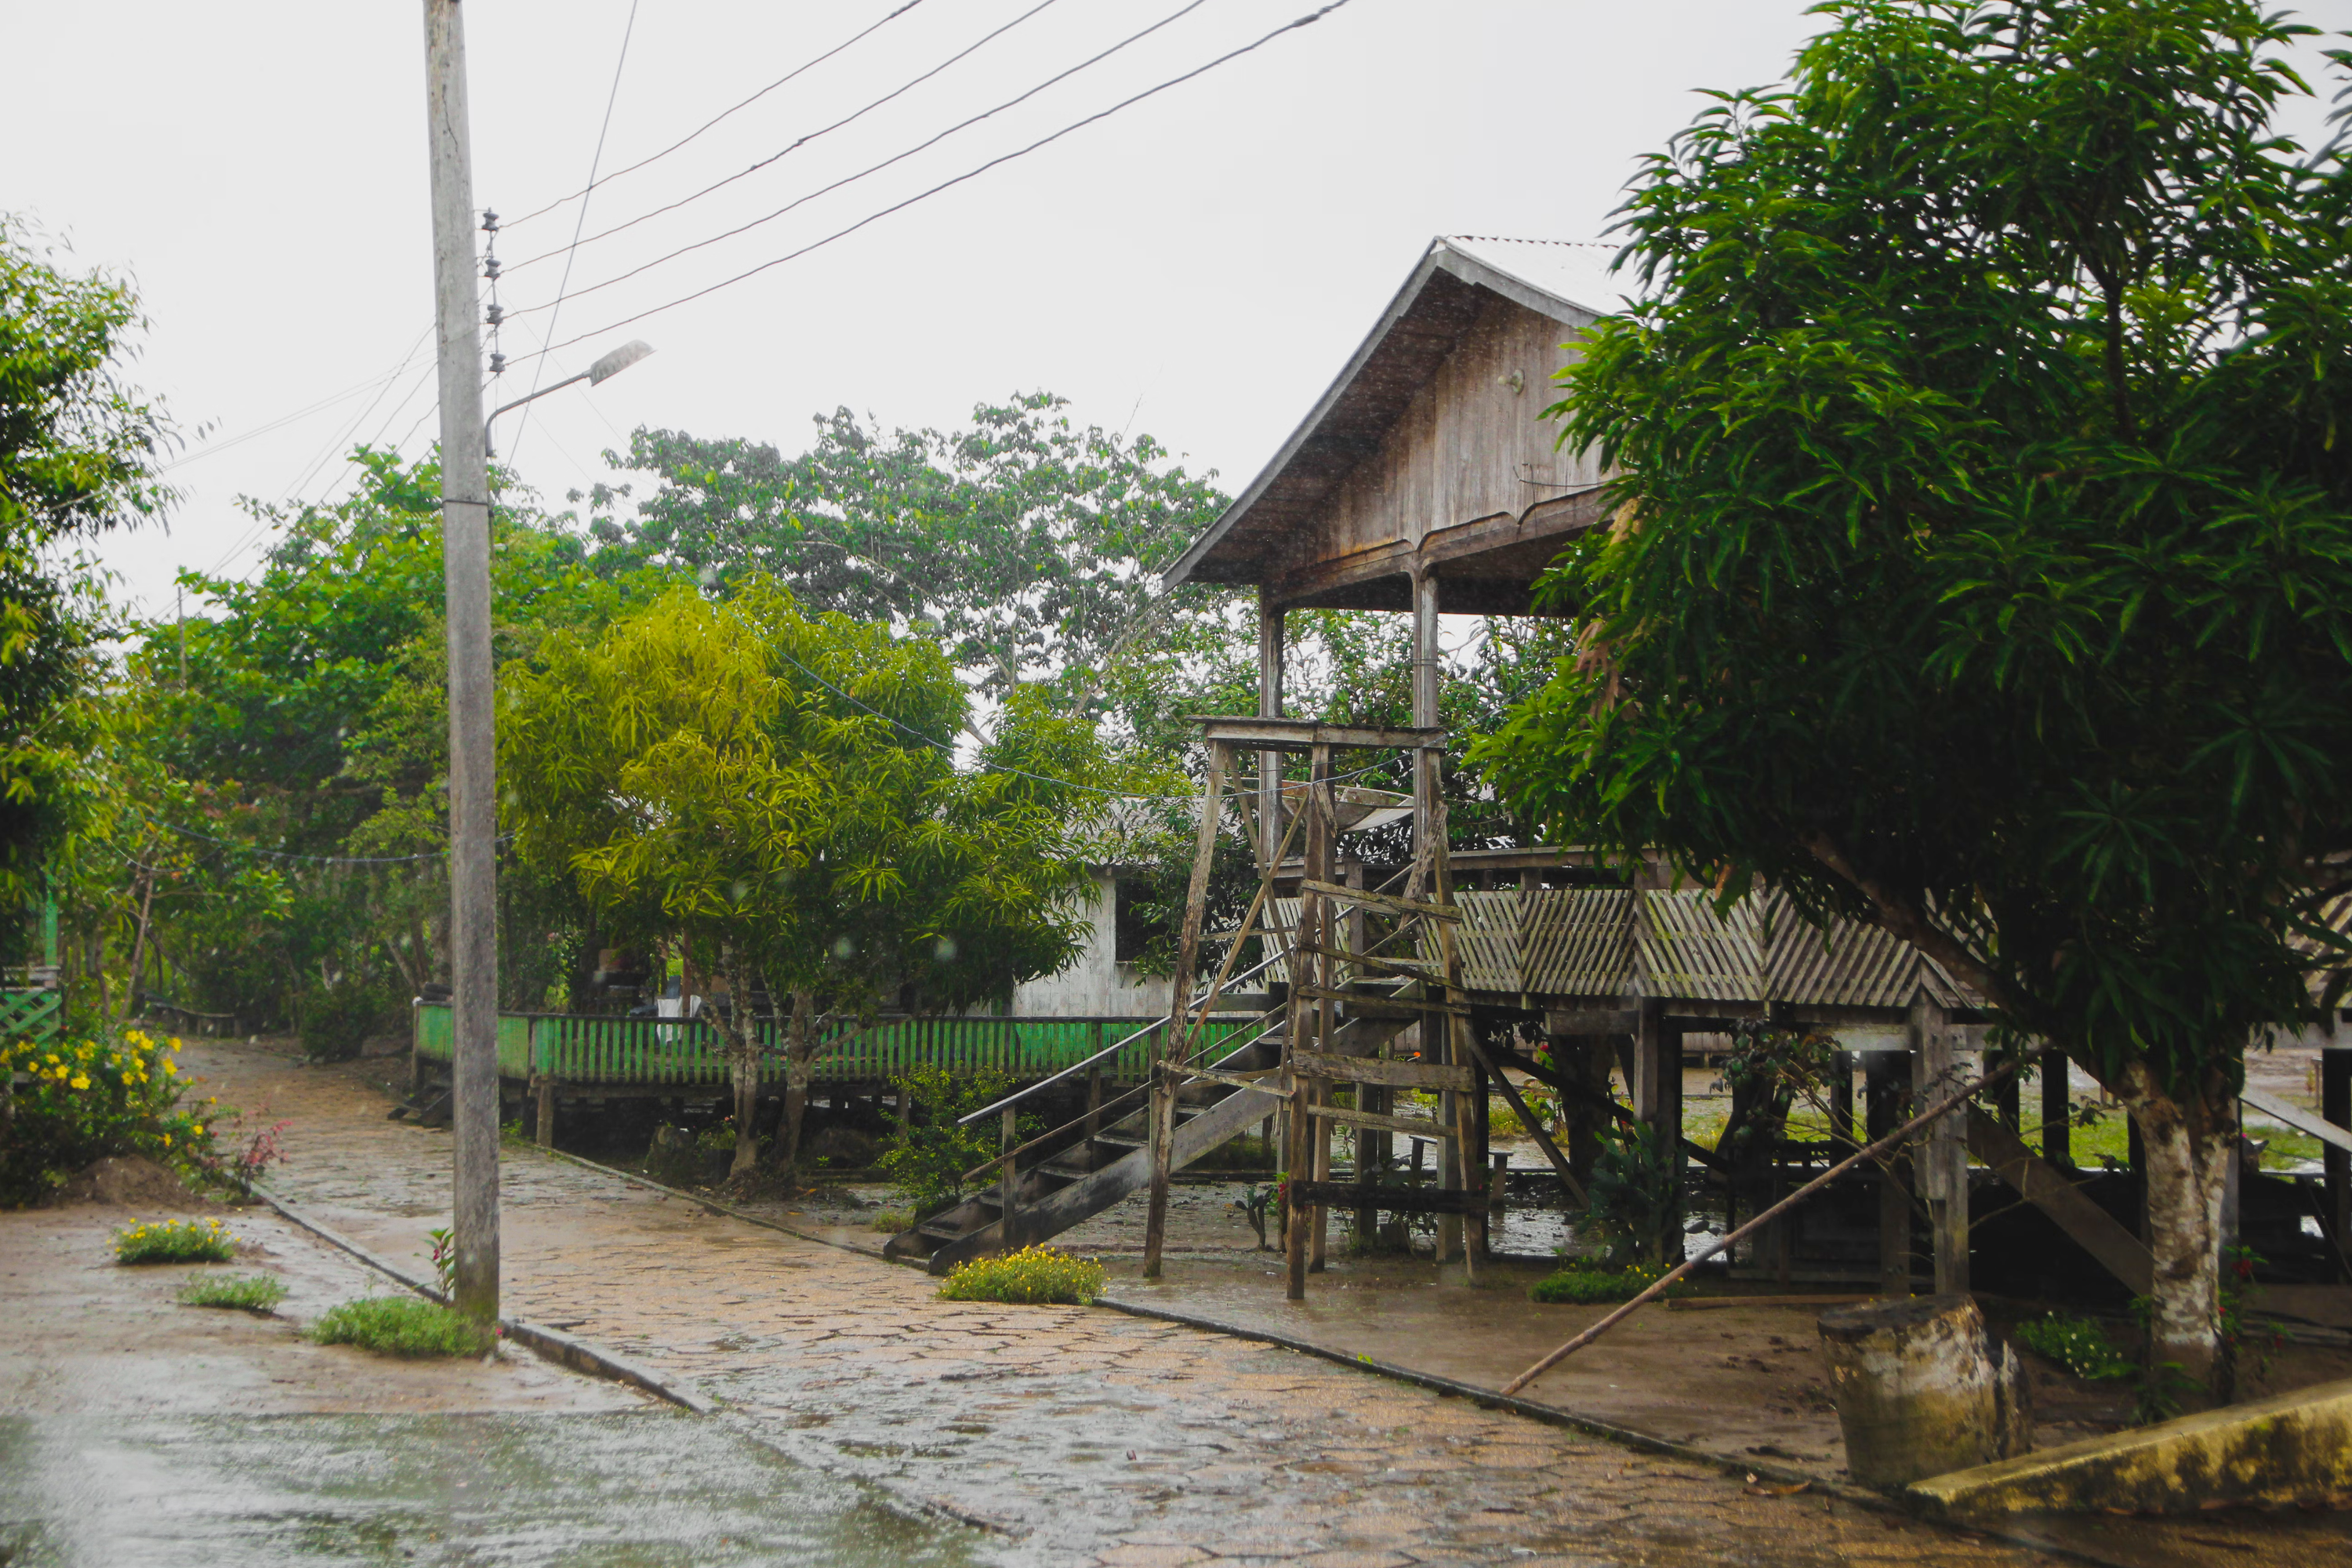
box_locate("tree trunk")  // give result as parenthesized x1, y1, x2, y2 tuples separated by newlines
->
(2112, 1058, 2235, 1406)
(777, 989, 817, 1178)
(721, 950, 761, 1179)
(119, 864, 157, 1025)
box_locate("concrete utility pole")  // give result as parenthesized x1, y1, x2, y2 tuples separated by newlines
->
(423, 0, 499, 1320)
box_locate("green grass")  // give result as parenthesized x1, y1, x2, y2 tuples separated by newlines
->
(176, 1272, 287, 1313)
(869, 1208, 913, 1234)
(307, 1295, 497, 1358)
(114, 1218, 234, 1264)
(937, 1244, 1105, 1305)
(1529, 1263, 1693, 1305)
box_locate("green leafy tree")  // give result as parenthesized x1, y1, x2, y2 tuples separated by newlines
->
(590, 392, 1229, 706)
(1477, 0, 2351, 1399)
(501, 579, 1101, 1179)
(127, 448, 673, 1029)
(0, 217, 173, 911)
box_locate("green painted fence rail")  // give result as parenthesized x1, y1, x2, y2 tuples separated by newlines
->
(0, 989, 61, 1044)
(412, 1004, 1245, 1089)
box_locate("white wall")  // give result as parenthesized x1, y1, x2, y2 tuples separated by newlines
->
(1010, 873, 1172, 1019)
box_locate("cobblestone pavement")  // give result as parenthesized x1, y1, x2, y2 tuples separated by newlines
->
(186, 1041, 2096, 1567)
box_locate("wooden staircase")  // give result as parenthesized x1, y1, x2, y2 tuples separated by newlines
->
(883, 1011, 1286, 1274)
(880, 986, 1428, 1275)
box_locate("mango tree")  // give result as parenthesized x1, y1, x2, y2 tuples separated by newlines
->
(500, 579, 1099, 1179)
(1476, 0, 2352, 1401)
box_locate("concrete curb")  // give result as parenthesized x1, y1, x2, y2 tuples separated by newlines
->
(528, 1144, 897, 1258)
(246, 1180, 714, 1414)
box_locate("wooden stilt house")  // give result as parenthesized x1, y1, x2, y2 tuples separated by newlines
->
(887, 238, 2337, 1301)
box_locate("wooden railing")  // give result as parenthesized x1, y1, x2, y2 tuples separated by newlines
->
(411, 1003, 1247, 1087)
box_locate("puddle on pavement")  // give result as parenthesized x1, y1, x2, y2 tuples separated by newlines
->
(0, 1410, 983, 1567)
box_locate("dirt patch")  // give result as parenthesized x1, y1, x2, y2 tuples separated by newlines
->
(50, 1155, 221, 1212)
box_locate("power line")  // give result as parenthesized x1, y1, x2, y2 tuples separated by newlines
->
(508, 0, 643, 470)
(499, 0, 931, 231)
(506, 0, 1218, 324)
(502, 0, 1067, 278)
(157, 361, 416, 474)
(504, 0, 1355, 367)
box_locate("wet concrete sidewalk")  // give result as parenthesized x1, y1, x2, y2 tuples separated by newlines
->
(178, 1038, 2333, 1568)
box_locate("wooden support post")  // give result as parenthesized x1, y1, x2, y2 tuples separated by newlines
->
(1000, 1103, 1021, 1249)
(1145, 744, 1228, 1279)
(1632, 997, 1681, 1267)
(1911, 996, 1967, 1295)
(535, 1077, 554, 1149)
(1256, 586, 1285, 870)
(1306, 746, 1334, 1275)
(2042, 1051, 2072, 1168)
(1831, 1049, 1858, 1155)
(2326, 1047, 2350, 1284)
(1866, 1049, 1913, 1298)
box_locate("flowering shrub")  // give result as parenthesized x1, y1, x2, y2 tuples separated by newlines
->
(2011, 1311, 2132, 1382)
(937, 1244, 1106, 1305)
(114, 1217, 234, 1264)
(1, 1029, 221, 1207)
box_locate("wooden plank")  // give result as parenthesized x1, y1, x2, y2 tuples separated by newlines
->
(1293, 942, 1443, 980)
(1289, 1047, 1472, 1091)
(1663, 1294, 1869, 1312)
(1544, 1007, 1639, 1035)
(1192, 716, 1444, 753)
(1176, 1064, 1279, 1090)
(1305, 1102, 1453, 1139)
(1290, 1180, 1487, 1216)
(1965, 1109, 2154, 1296)
(1288, 983, 1468, 1018)
(2243, 1085, 2352, 1156)
(1298, 880, 1464, 923)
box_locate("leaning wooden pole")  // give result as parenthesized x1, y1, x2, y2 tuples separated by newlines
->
(1500, 1058, 2020, 1397)
(1144, 743, 1228, 1279)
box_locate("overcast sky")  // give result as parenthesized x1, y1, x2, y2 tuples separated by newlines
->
(8, 1, 2345, 624)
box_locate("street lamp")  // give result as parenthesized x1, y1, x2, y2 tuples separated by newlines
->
(485, 339, 654, 457)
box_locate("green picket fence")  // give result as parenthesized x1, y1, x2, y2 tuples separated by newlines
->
(0, 989, 61, 1044)
(412, 1004, 1246, 1087)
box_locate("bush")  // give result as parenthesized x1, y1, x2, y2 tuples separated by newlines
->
(0, 1028, 222, 1207)
(296, 978, 390, 1062)
(1582, 1120, 1682, 1269)
(2013, 1312, 2132, 1382)
(937, 1244, 1106, 1305)
(114, 1217, 234, 1264)
(869, 1208, 913, 1234)
(880, 1065, 1015, 1218)
(308, 1295, 496, 1357)
(177, 1272, 286, 1312)
(1528, 1261, 1691, 1305)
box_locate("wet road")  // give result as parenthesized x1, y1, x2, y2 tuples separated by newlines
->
(0, 1410, 978, 1567)
(168, 1040, 2088, 1568)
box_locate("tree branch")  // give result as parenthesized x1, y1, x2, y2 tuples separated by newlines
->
(1798, 831, 2014, 1011)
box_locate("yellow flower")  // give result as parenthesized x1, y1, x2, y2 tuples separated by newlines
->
(162, 1133, 172, 1146)
(162, 1062, 178, 1077)
(68, 1075, 89, 1091)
